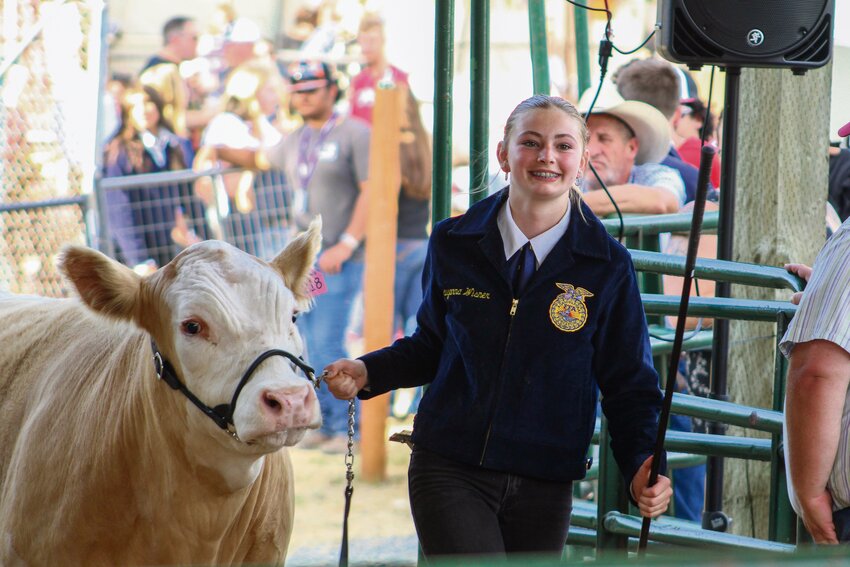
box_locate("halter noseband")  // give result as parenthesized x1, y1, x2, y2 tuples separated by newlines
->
(151, 340, 319, 441)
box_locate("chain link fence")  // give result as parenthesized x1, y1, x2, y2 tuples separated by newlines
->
(1, 0, 104, 296)
(97, 168, 294, 268)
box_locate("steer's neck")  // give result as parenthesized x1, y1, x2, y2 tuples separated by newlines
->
(184, 433, 267, 491)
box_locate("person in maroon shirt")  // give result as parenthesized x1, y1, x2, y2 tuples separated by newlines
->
(674, 98, 722, 190)
(349, 13, 409, 124)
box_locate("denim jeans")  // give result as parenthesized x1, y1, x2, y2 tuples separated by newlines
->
(299, 259, 364, 437)
(669, 413, 706, 521)
(391, 239, 428, 415)
(408, 447, 573, 558)
(394, 238, 428, 335)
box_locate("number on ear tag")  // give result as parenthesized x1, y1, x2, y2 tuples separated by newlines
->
(306, 268, 328, 297)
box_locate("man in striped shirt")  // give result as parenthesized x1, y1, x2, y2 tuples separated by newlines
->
(781, 119, 850, 543)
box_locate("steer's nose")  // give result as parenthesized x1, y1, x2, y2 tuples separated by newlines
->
(259, 384, 319, 429)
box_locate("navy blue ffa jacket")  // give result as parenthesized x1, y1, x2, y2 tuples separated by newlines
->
(359, 189, 665, 486)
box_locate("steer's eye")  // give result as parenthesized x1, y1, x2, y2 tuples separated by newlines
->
(292, 311, 300, 324)
(181, 320, 203, 336)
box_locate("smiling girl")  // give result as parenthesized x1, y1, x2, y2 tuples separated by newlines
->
(323, 95, 672, 559)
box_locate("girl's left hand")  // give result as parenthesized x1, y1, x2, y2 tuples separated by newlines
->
(630, 456, 673, 518)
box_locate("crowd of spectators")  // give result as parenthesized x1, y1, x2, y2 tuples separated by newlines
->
(101, 2, 367, 273)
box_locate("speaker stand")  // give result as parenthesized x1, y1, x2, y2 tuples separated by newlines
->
(703, 65, 741, 533)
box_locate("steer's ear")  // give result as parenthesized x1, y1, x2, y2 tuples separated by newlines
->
(59, 245, 141, 321)
(270, 216, 322, 306)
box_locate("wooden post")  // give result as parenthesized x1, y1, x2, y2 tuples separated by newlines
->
(723, 63, 831, 538)
(361, 85, 403, 482)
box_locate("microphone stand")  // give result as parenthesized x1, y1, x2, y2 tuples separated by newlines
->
(638, 144, 716, 552)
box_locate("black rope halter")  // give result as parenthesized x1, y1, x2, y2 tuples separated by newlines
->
(151, 340, 319, 441)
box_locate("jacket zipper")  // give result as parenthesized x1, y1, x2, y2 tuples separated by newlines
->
(479, 297, 520, 465)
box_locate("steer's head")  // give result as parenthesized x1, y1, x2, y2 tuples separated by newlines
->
(59, 219, 324, 456)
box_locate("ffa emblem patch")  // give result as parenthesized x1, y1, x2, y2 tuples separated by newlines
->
(549, 283, 593, 332)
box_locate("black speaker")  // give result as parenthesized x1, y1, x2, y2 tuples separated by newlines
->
(657, 0, 835, 73)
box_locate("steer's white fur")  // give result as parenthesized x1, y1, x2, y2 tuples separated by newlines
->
(0, 219, 322, 565)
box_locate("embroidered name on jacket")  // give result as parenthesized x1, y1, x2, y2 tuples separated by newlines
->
(443, 287, 491, 300)
(549, 283, 593, 332)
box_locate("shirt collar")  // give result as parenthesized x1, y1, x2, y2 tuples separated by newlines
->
(497, 197, 572, 265)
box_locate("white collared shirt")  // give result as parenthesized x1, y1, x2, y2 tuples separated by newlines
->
(497, 197, 571, 266)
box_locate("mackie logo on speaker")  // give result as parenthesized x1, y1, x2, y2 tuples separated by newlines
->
(747, 29, 765, 47)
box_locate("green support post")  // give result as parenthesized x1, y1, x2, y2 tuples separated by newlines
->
(573, 4, 591, 97)
(527, 0, 549, 95)
(432, 0, 455, 224)
(640, 231, 663, 327)
(422, 4, 454, 563)
(469, 0, 489, 205)
(596, 417, 629, 556)
(770, 312, 796, 543)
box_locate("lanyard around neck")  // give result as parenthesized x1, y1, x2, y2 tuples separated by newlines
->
(296, 113, 338, 190)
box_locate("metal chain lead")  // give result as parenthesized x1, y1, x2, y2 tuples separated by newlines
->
(345, 399, 355, 488)
(311, 368, 354, 567)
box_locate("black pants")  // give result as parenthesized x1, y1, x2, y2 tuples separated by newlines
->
(408, 447, 573, 559)
(833, 507, 850, 542)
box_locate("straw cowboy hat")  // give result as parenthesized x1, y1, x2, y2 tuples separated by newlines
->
(578, 82, 671, 166)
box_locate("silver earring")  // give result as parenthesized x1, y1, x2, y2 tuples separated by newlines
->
(504, 171, 509, 181)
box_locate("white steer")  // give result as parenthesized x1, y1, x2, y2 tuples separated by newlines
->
(0, 219, 323, 565)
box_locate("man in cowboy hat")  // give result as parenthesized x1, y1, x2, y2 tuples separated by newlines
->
(614, 57, 718, 204)
(578, 85, 686, 218)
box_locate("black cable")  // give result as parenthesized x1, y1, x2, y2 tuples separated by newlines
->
(613, 29, 656, 55)
(597, 38, 613, 78)
(745, 460, 756, 538)
(649, 318, 704, 343)
(582, 50, 607, 117)
(564, 0, 610, 15)
(564, 0, 655, 242)
(571, 32, 625, 243)
(565, 0, 656, 58)
(587, 162, 624, 243)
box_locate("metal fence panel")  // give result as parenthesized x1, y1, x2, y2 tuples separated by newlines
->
(1, 0, 104, 296)
(96, 168, 293, 268)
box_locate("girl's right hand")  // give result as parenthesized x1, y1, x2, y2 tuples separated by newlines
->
(323, 359, 368, 400)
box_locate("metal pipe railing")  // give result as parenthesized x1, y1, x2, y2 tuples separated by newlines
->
(572, 5, 591, 96)
(642, 294, 798, 322)
(527, 0, 549, 95)
(0, 196, 90, 213)
(650, 328, 713, 356)
(602, 512, 795, 553)
(431, 0, 455, 224)
(602, 210, 720, 236)
(631, 250, 805, 292)
(469, 0, 490, 205)
(670, 393, 783, 435)
(98, 167, 239, 190)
